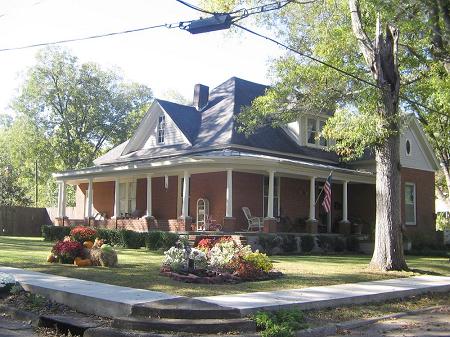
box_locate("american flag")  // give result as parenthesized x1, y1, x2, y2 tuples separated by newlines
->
(322, 173, 332, 213)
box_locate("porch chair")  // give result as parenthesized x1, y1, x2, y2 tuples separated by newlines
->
(242, 207, 264, 232)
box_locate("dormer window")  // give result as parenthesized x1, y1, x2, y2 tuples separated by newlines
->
(157, 115, 165, 144)
(307, 117, 328, 147)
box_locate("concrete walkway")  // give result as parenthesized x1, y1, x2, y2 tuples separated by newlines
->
(0, 266, 180, 318)
(197, 275, 450, 315)
(1, 266, 450, 317)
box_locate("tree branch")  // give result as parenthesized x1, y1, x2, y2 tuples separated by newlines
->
(348, 0, 375, 68)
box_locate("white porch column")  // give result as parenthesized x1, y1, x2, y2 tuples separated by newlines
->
(309, 176, 316, 220)
(146, 174, 153, 217)
(57, 181, 66, 218)
(267, 170, 275, 218)
(113, 178, 120, 218)
(342, 180, 348, 222)
(226, 169, 233, 217)
(87, 177, 93, 218)
(182, 171, 190, 218)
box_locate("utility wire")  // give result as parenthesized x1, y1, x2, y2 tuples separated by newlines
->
(233, 23, 448, 116)
(0, 21, 183, 52)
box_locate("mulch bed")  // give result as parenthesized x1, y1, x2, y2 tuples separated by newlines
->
(160, 268, 283, 284)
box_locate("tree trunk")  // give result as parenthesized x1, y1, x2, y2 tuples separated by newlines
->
(349, 0, 408, 270)
(370, 134, 407, 271)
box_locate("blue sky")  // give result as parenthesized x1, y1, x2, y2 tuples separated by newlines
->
(0, 0, 282, 114)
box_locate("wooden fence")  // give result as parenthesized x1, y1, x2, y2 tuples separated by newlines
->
(0, 206, 52, 237)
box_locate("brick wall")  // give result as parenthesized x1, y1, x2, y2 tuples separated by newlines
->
(233, 172, 264, 229)
(136, 178, 147, 214)
(280, 177, 309, 231)
(401, 167, 435, 239)
(189, 171, 226, 227)
(152, 176, 178, 220)
(348, 183, 376, 234)
(79, 181, 115, 218)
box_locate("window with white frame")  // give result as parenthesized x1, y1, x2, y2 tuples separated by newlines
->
(307, 117, 328, 147)
(405, 183, 416, 225)
(119, 181, 137, 215)
(157, 115, 166, 144)
(263, 176, 280, 217)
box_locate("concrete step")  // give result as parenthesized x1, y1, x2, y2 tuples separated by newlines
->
(112, 317, 256, 334)
(132, 298, 241, 319)
(39, 314, 104, 336)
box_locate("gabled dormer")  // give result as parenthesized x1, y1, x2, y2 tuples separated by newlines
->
(121, 101, 192, 156)
(283, 113, 331, 149)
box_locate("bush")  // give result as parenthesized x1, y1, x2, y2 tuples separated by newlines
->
(280, 235, 297, 253)
(95, 228, 122, 246)
(300, 235, 315, 253)
(145, 231, 180, 251)
(119, 229, 144, 249)
(317, 235, 335, 252)
(70, 226, 97, 243)
(334, 237, 346, 252)
(258, 234, 283, 255)
(253, 309, 308, 337)
(346, 236, 360, 252)
(243, 251, 273, 273)
(51, 240, 83, 264)
(41, 225, 71, 242)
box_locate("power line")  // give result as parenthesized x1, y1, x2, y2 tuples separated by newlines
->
(0, 21, 184, 52)
(232, 23, 448, 116)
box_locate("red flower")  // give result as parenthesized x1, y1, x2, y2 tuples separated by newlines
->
(52, 240, 83, 263)
(70, 226, 97, 242)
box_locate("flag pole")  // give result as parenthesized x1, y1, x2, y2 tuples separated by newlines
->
(314, 171, 333, 205)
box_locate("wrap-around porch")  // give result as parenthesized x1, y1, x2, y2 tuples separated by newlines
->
(55, 157, 376, 235)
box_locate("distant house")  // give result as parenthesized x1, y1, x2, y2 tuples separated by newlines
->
(53, 77, 439, 237)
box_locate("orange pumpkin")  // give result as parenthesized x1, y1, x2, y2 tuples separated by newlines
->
(83, 241, 94, 249)
(74, 257, 92, 267)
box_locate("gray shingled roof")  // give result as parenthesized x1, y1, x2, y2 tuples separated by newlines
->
(94, 76, 340, 166)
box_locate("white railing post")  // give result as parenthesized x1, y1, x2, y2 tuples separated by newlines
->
(113, 178, 120, 218)
(226, 169, 233, 217)
(342, 180, 348, 222)
(87, 177, 93, 218)
(309, 176, 316, 220)
(182, 171, 190, 218)
(146, 174, 153, 217)
(267, 170, 275, 218)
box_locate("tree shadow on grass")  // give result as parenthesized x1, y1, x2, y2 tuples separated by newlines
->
(408, 268, 445, 276)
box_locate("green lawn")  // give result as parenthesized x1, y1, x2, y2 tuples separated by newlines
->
(0, 236, 448, 297)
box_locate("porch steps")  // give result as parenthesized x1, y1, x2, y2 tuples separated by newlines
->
(112, 298, 255, 334)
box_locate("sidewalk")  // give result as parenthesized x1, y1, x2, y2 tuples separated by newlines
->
(0, 266, 180, 318)
(197, 275, 450, 314)
(1, 266, 450, 317)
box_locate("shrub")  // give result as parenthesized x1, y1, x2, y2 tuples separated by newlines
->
(51, 240, 83, 264)
(70, 226, 97, 243)
(254, 309, 308, 337)
(317, 235, 335, 252)
(41, 225, 71, 242)
(0, 273, 16, 294)
(162, 246, 187, 272)
(196, 238, 215, 252)
(243, 252, 273, 273)
(280, 235, 297, 253)
(95, 228, 122, 246)
(145, 231, 180, 251)
(209, 239, 241, 271)
(258, 234, 283, 255)
(334, 237, 346, 252)
(346, 236, 360, 252)
(300, 235, 315, 253)
(119, 229, 144, 249)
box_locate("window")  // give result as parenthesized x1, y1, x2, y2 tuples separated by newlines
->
(307, 117, 328, 147)
(157, 115, 166, 144)
(119, 181, 137, 215)
(405, 183, 416, 225)
(319, 120, 328, 146)
(307, 118, 317, 145)
(406, 139, 411, 156)
(263, 176, 280, 217)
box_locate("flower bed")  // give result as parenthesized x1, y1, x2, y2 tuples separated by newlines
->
(160, 237, 282, 283)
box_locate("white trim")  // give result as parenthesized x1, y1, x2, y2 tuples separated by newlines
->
(182, 171, 190, 218)
(87, 177, 93, 218)
(157, 102, 192, 146)
(113, 178, 120, 218)
(404, 182, 416, 226)
(408, 117, 440, 170)
(309, 176, 316, 220)
(226, 169, 233, 217)
(146, 174, 152, 217)
(342, 180, 348, 222)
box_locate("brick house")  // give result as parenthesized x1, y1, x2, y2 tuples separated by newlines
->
(53, 77, 439, 238)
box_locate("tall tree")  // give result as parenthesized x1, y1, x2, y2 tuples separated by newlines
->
(203, 0, 447, 270)
(0, 155, 31, 207)
(13, 47, 154, 170)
